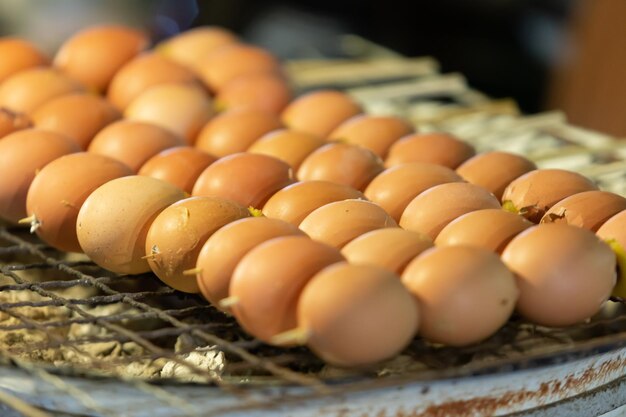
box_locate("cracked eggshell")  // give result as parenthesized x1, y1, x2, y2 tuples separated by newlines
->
(541, 190, 626, 231)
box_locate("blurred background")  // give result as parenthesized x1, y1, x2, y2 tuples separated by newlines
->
(0, 0, 623, 136)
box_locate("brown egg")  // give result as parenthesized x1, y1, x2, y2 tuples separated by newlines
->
(456, 151, 537, 199)
(192, 153, 294, 208)
(502, 224, 616, 327)
(196, 44, 281, 91)
(596, 210, 626, 298)
(297, 262, 419, 367)
(107, 53, 199, 110)
(342, 228, 433, 274)
(230, 236, 345, 344)
(216, 73, 292, 114)
(0, 108, 32, 139)
(402, 246, 518, 346)
(297, 143, 384, 191)
(145, 196, 250, 293)
(400, 182, 501, 239)
(76, 176, 185, 274)
(501, 169, 599, 223)
(157, 26, 239, 69)
(0, 38, 49, 83)
(0, 68, 84, 115)
(32, 93, 121, 149)
(364, 163, 464, 222)
(138, 146, 217, 193)
(194, 108, 283, 157)
(125, 83, 214, 145)
(248, 129, 325, 170)
(262, 180, 366, 225)
(196, 217, 305, 307)
(299, 199, 397, 248)
(435, 209, 533, 253)
(385, 132, 476, 169)
(88, 120, 184, 172)
(53, 25, 149, 92)
(281, 90, 363, 137)
(0, 129, 80, 223)
(328, 115, 414, 158)
(541, 191, 626, 231)
(24, 153, 132, 252)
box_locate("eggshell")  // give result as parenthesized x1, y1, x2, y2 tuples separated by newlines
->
(385, 132, 476, 169)
(400, 182, 501, 239)
(502, 224, 616, 327)
(76, 176, 185, 274)
(342, 228, 433, 274)
(501, 169, 599, 223)
(328, 115, 413, 158)
(456, 151, 537, 199)
(0, 68, 84, 115)
(299, 199, 397, 248)
(541, 190, 626, 231)
(281, 90, 362, 138)
(402, 246, 518, 346)
(0, 129, 80, 223)
(262, 180, 366, 225)
(248, 129, 325, 170)
(145, 196, 250, 293)
(194, 108, 283, 157)
(25, 153, 132, 252)
(297, 143, 384, 191)
(196, 217, 305, 307)
(192, 153, 294, 208)
(215, 73, 292, 114)
(157, 26, 239, 69)
(88, 120, 184, 172)
(0, 38, 49, 83)
(364, 163, 464, 222)
(596, 210, 626, 298)
(0, 108, 32, 139)
(32, 93, 121, 149)
(230, 236, 345, 344)
(53, 25, 149, 92)
(298, 262, 419, 367)
(138, 146, 217, 193)
(435, 209, 533, 253)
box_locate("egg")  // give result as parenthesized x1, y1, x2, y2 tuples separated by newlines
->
(192, 153, 294, 208)
(88, 120, 184, 172)
(248, 129, 325, 170)
(342, 228, 433, 274)
(596, 210, 626, 298)
(138, 146, 217, 193)
(402, 246, 518, 346)
(541, 190, 626, 231)
(157, 26, 239, 69)
(501, 169, 599, 223)
(230, 236, 345, 344)
(456, 151, 537, 199)
(502, 224, 616, 327)
(296, 262, 419, 367)
(195, 217, 305, 308)
(385, 132, 476, 169)
(194, 108, 283, 157)
(0, 129, 80, 223)
(53, 25, 149, 92)
(299, 199, 397, 248)
(107, 53, 199, 110)
(0, 68, 84, 115)
(215, 72, 292, 114)
(297, 143, 384, 191)
(125, 83, 214, 145)
(435, 209, 533, 253)
(145, 196, 250, 293)
(364, 163, 464, 222)
(281, 90, 363, 137)
(0, 108, 32, 139)
(328, 115, 414, 158)
(76, 176, 185, 274)
(262, 180, 366, 225)
(0, 38, 48, 83)
(32, 93, 121, 149)
(400, 182, 501, 239)
(24, 153, 132, 252)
